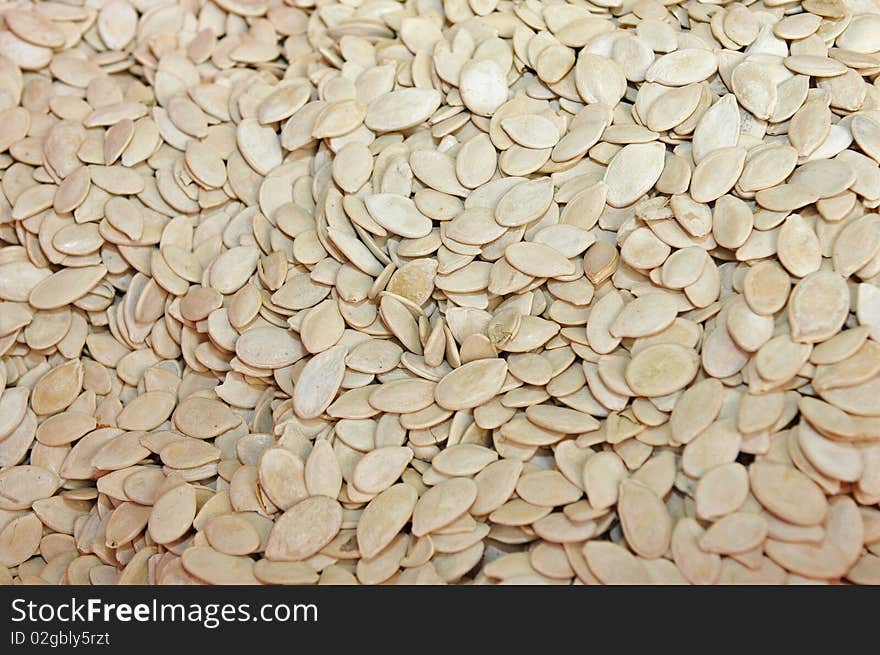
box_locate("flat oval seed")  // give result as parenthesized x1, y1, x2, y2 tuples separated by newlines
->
(266, 496, 343, 561)
(411, 478, 477, 537)
(28, 266, 107, 310)
(0, 513, 42, 567)
(788, 271, 850, 343)
(0, 465, 60, 511)
(610, 293, 678, 338)
(236, 119, 281, 175)
(583, 452, 626, 510)
(369, 379, 436, 414)
(604, 142, 666, 208)
(505, 242, 575, 278)
(254, 560, 318, 586)
(31, 360, 82, 416)
(181, 547, 259, 585)
(743, 261, 791, 316)
(456, 134, 497, 189)
(293, 346, 347, 419)
(161, 439, 221, 469)
(148, 483, 197, 544)
(670, 378, 723, 444)
(352, 447, 414, 494)
(365, 89, 441, 133)
(204, 514, 261, 556)
(699, 512, 768, 555)
(501, 115, 560, 149)
(431, 444, 498, 477)
(357, 484, 418, 559)
(116, 392, 176, 431)
(365, 194, 432, 239)
(695, 462, 749, 520)
(258, 448, 307, 511)
(174, 397, 239, 439)
(305, 440, 342, 499)
(434, 359, 508, 411)
(618, 479, 672, 559)
(459, 60, 508, 117)
(584, 541, 650, 584)
(516, 470, 582, 507)
(496, 179, 554, 228)
(797, 421, 862, 482)
(690, 147, 746, 203)
(625, 344, 699, 397)
(750, 462, 828, 526)
(672, 518, 721, 585)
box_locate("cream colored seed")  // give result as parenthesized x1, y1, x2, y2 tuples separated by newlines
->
(266, 496, 343, 562)
(617, 480, 671, 559)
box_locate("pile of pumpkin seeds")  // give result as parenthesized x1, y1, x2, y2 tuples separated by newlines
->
(0, 0, 879, 586)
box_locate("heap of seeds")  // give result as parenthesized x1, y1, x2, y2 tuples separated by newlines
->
(0, 0, 879, 586)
